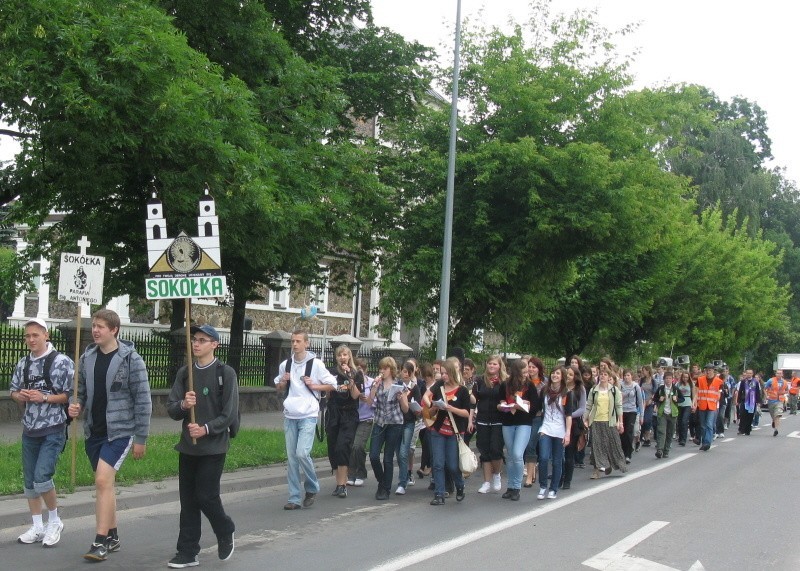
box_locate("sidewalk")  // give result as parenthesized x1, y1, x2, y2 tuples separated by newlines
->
(0, 410, 301, 531)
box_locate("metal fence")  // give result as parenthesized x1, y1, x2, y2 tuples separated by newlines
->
(0, 325, 416, 390)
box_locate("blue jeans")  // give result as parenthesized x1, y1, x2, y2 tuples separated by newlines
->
(284, 417, 320, 505)
(537, 434, 565, 493)
(697, 409, 717, 447)
(502, 424, 532, 490)
(370, 423, 403, 492)
(396, 421, 416, 487)
(22, 430, 66, 498)
(429, 429, 464, 496)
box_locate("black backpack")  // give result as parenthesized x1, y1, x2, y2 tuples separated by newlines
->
(24, 350, 71, 429)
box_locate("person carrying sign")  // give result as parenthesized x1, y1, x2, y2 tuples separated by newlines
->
(9, 318, 74, 547)
(166, 324, 238, 568)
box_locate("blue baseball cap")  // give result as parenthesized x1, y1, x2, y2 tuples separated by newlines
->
(190, 324, 219, 342)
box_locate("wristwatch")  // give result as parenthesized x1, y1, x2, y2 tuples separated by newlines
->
(43, 394, 48, 403)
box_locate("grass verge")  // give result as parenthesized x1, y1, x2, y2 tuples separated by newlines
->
(0, 429, 328, 496)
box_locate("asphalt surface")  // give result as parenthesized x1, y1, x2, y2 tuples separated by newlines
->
(0, 411, 290, 531)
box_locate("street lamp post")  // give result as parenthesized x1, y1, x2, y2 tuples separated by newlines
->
(436, 0, 462, 360)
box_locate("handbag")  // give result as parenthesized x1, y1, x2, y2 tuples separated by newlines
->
(442, 387, 478, 476)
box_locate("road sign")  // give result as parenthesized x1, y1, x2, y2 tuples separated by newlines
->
(57, 237, 105, 305)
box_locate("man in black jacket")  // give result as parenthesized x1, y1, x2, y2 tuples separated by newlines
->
(166, 325, 238, 569)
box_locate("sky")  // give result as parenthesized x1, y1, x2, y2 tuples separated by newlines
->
(2, 1, 797, 184)
(371, 0, 800, 184)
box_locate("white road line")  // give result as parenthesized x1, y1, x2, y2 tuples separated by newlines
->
(722, 437, 736, 443)
(371, 454, 696, 571)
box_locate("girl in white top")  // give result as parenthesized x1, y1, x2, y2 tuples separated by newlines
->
(536, 367, 572, 500)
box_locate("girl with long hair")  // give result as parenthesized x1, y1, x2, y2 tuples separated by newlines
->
(536, 367, 572, 500)
(584, 370, 628, 479)
(327, 345, 363, 498)
(499, 360, 538, 501)
(561, 365, 586, 490)
(422, 358, 471, 505)
(523, 357, 546, 487)
(473, 355, 507, 494)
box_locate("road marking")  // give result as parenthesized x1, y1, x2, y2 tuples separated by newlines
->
(786, 431, 800, 438)
(371, 454, 696, 571)
(582, 520, 705, 570)
(722, 437, 736, 442)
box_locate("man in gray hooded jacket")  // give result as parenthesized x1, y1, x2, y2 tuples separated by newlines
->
(68, 309, 151, 562)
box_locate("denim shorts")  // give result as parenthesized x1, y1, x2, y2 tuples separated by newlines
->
(22, 430, 66, 498)
(85, 435, 133, 472)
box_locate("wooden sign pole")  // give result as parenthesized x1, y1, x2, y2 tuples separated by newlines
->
(185, 298, 196, 444)
(70, 304, 81, 488)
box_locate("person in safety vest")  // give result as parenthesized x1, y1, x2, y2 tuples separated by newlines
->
(692, 363, 723, 451)
(764, 369, 789, 436)
(788, 371, 800, 416)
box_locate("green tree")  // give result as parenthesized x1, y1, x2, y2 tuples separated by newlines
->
(376, 6, 688, 349)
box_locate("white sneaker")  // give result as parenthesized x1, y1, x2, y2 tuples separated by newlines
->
(42, 520, 64, 547)
(18, 525, 45, 544)
(353, 479, 364, 487)
(395, 486, 406, 495)
(537, 487, 547, 500)
(478, 481, 491, 494)
(492, 473, 502, 492)
(547, 490, 557, 500)
(407, 475, 415, 486)
(346, 480, 355, 486)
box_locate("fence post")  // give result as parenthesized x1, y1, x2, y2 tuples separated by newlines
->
(262, 330, 291, 387)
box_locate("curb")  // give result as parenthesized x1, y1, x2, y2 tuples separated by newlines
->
(0, 458, 333, 531)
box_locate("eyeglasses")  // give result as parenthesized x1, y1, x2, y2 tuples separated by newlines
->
(191, 337, 214, 344)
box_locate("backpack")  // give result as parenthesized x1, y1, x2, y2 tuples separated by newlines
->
(24, 351, 71, 429)
(180, 360, 241, 438)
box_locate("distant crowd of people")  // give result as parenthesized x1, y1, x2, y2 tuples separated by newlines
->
(276, 341, 799, 511)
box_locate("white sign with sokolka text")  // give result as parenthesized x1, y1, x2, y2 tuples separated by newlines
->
(58, 252, 105, 305)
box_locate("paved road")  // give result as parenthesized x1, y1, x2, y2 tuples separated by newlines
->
(1, 415, 799, 570)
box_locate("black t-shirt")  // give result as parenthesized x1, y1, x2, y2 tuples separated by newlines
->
(90, 348, 118, 437)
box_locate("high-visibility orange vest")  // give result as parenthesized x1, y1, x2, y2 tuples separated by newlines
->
(790, 377, 800, 396)
(766, 377, 788, 401)
(696, 375, 723, 411)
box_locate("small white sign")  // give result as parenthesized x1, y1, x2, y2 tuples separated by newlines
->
(58, 252, 105, 305)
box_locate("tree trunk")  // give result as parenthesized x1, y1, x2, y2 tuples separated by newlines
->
(227, 284, 247, 375)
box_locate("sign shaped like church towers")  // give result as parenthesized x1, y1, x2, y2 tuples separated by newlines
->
(144, 187, 226, 300)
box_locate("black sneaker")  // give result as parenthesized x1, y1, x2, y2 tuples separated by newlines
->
(218, 532, 234, 561)
(105, 536, 120, 552)
(84, 542, 109, 562)
(337, 486, 347, 498)
(509, 489, 520, 501)
(302, 492, 316, 508)
(655, 450, 663, 458)
(168, 552, 199, 568)
(375, 487, 389, 500)
(501, 488, 513, 499)
(430, 495, 445, 506)
(456, 487, 465, 502)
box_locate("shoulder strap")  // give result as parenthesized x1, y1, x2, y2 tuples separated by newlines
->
(305, 359, 314, 379)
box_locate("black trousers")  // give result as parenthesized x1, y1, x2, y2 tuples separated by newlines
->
(739, 407, 755, 435)
(621, 412, 637, 459)
(177, 453, 235, 557)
